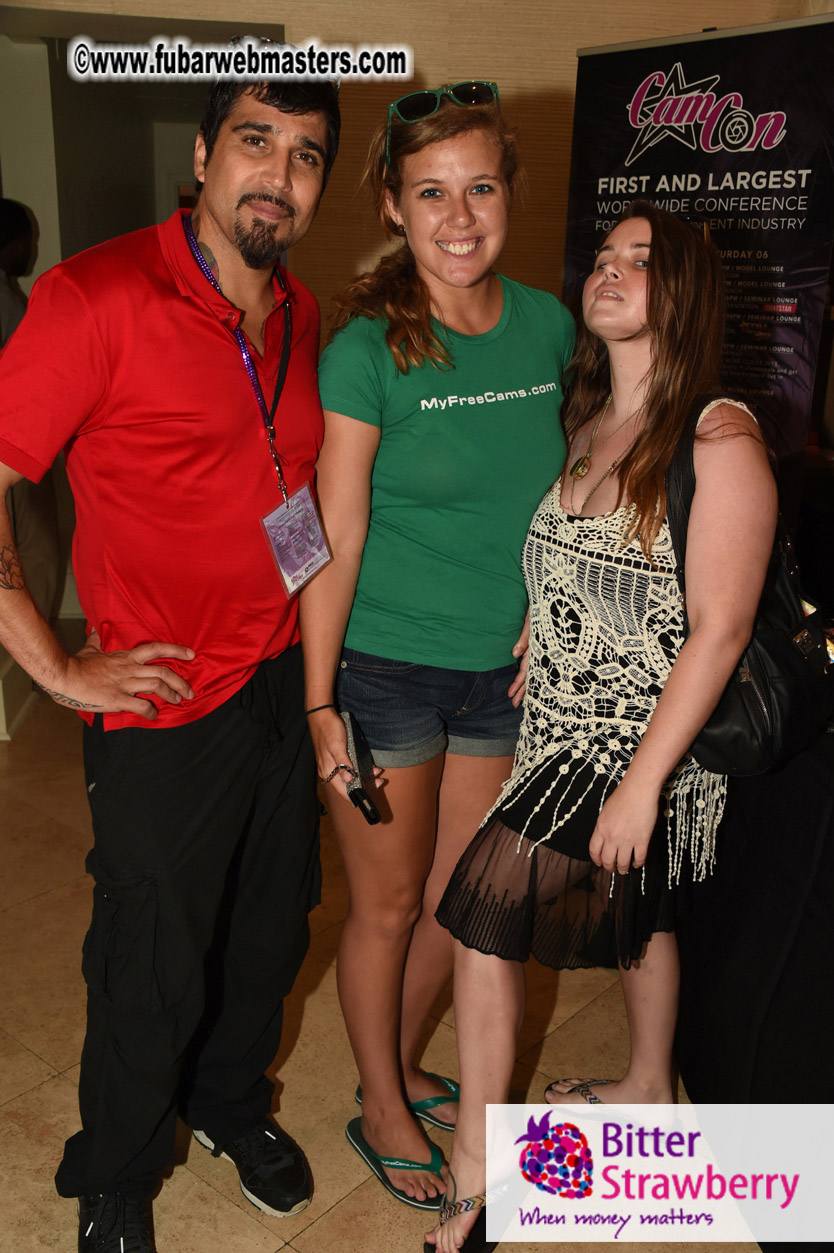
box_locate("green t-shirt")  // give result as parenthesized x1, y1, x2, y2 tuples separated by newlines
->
(318, 275, 574, 670)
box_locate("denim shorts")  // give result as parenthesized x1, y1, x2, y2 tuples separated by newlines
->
(335, 647, 523, 768)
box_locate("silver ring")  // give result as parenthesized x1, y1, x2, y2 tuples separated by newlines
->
(320, 763, 357, 784)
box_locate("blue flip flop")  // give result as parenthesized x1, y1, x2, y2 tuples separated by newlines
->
(355, 1072, 460, 1131)
(345, 1116, 445, 1210)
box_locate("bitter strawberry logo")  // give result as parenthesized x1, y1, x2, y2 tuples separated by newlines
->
(515, 1113, 594, 1199)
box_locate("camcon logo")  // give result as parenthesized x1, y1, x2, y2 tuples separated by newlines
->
(515, 1113, 594, 1199)
(625, 62, 786, 166)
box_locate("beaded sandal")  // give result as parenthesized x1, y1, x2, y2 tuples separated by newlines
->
(544, 1077, 615, 1105)
(423, 1171, 500, 1253)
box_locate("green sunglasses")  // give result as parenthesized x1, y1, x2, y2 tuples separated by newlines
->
(385, 80, 500, 164)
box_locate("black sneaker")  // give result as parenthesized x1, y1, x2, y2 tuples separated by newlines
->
(193, 1117, 312, 1217)
(77, 1193, 154, 1252)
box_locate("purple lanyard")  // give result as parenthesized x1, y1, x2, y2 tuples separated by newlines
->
(184, 212, 293, 504)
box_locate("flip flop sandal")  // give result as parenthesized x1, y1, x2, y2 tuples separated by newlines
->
(409, 1073, 460, 1131)
(345, 1116, 445, 1211)
(544, 1077, 615, 1105)
(423, 1177, 498, 1253)
(355, 1073, 460, 1131)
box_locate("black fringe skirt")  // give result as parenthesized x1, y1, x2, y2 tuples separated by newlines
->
(436, 799, 682, 971)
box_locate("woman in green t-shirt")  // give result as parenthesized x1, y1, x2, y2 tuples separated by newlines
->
(300, 83, 573, 1218)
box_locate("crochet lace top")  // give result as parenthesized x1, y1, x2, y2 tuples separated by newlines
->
(490, 402, 747, 884)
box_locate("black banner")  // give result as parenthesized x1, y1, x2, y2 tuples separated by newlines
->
(564, 17, 834, 466)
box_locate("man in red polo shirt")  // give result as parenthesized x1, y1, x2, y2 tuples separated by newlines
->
(0, 70, 340, 1253)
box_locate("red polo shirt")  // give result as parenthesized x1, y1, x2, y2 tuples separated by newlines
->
(0, 210, 324, 729)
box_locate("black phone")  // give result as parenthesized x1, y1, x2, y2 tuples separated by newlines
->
(340, 711, 381, 825)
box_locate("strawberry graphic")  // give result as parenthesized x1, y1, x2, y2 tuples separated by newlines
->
(515, 1113, 594, 1198)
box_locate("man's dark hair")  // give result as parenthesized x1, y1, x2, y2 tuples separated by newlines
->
(200, 81, 341, 188)
(0, 199, 32, 251)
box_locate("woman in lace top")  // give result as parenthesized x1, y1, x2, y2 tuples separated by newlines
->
(425, 202, 778, 1253)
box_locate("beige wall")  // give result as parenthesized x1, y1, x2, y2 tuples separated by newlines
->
(47, 52, 157, 259)
(274, 0, 804, 315)
(0, 35, 61, 292)
(3, 0, 812, 318)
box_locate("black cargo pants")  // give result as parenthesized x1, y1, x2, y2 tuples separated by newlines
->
(55, 645, 320, 1200)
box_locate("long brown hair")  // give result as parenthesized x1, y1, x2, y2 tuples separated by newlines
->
(565, 200, 726, 555)
(327, 97, 520, 373)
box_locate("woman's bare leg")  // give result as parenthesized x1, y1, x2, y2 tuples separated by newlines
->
(399, 754, 514, 1124)
(332, 755, 446, 1201)
(425, 940, 524, 1251)
(548, 929, 679, 1104)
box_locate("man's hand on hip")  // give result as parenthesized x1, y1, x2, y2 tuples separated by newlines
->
(44, 636, 196, 718)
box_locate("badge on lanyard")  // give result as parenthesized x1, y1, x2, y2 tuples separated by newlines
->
(184, 213, 331, 595)
(261, 483, 330, 596)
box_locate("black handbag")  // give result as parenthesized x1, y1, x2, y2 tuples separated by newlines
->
(664, 397, 833, 776)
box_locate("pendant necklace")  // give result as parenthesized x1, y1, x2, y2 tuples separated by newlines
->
(570, 444, 636, 515)
(569, 395, 611, 481)
(569, 394, 642, 481)
(568, 397, 645, 514)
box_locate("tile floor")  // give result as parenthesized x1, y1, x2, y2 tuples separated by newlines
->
(0, 696, 756, 1253)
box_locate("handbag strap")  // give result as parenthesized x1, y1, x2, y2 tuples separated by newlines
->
(664, 398, 815, 626)
(664, 393, 717, 612)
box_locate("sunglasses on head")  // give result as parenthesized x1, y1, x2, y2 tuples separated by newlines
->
(385, 80, 500, 164)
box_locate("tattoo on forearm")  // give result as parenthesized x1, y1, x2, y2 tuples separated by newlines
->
(0, 543, 25, 590)
(38, 686, 103, 711)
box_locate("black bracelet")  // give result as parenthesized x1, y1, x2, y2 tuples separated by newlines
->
(305, 703, 336, 716)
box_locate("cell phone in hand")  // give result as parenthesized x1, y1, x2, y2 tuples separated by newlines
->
(340, 711, 381, 825)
